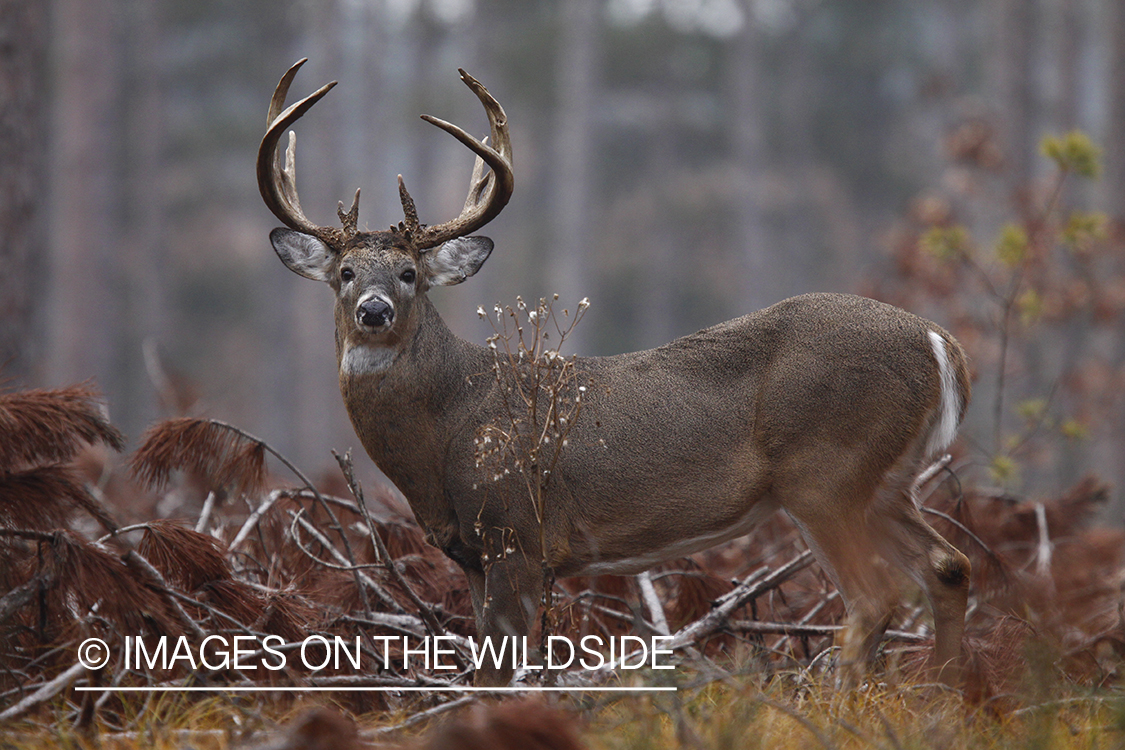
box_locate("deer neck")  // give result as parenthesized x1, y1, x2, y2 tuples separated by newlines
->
(335, 297, 490, 529)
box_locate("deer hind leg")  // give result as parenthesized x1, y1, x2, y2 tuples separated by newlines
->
(846, 436, 970, 686)
(781, 475, 902, 688)
(868, 483, 970, 685)
(782, 455, 969, 688)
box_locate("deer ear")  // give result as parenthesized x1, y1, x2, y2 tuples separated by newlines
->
(425, 236, 494, 287)
(270, 228, 335, 282)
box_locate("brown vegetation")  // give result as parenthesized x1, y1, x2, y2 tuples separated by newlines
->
(0, 381, 1123, 744)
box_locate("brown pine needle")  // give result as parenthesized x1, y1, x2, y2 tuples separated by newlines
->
(0, 384, 125, 470)
(43, 531, 180, 636)
(130, 417, 267, 497)
(0, 464, 115, 532)
(139, 520, 232, 591)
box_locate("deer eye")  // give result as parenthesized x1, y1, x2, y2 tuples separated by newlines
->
(400, 268, 417, 284)
(340, 268, 355, 283)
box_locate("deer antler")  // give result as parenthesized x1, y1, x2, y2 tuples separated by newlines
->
(260, 63, 510, 249)
(399, 69, 514, 251)
(257, 59, 359, 242)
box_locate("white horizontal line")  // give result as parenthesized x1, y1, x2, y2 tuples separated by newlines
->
(74, 685, 676, 693)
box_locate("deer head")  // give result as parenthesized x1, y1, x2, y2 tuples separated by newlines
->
(257, 60, 514, 370)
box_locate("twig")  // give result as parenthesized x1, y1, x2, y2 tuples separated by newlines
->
(95, 522, 153, 545)
(0, 660, 87, 722)
(228, 490, 282, 551)
(920, 506, 1002, 562)
(728, 621, 929, 643)
(0, 568, 55, 625)
(369, 695, 478, 736)
(195, 491, 218, 533)
(333, 451, 468, 671)
(911, 454, 952, 500)
(340, 614, 439, 641)
(206, 419, 373, 615)
(991, 169, 1070, 453)
(669, 550, 814, 650)
(118, 549, 207, 640)
(1034, 502, 1053, 578)
(636, 571, 670, 636)
(286, 509, 402, 612)
(310, 672, 461, 689)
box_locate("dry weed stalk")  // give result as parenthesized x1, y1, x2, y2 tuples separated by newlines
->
(474, 295, 590, 652)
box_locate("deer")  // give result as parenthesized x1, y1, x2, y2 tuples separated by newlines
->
(258, 60, 973, 688)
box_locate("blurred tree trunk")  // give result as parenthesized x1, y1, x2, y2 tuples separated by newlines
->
(281, 3, 349, 469)
(639, 76, 679, 349)
(46, 0, 123, 400)
(549, 0, 599, 353)
(1055, 0, 1082, 130)
(994, 0, 1036, 189)
(0, 0, 49, 387)
(1107, 0, 1125, 221)
(1108, 0, 1125, 512)
(118, 0, 164, 431)
(729, 7, 769, 315)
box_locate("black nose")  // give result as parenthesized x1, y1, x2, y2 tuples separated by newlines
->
(357, 298, 394, 328)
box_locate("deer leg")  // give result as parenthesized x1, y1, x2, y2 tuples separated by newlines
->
(869, 498, 970, 685)
(783, 485, 899, 688)
(470, 551, 544, 687)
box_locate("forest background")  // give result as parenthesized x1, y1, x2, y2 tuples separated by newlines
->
(3, 0, 1125, 516)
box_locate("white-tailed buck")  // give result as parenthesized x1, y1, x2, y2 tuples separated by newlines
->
(259, 60, 972, 687)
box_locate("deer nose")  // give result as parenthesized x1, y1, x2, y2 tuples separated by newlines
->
(357, 298, 394, 329)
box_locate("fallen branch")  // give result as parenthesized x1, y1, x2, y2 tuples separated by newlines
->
(0, 568, 55, 626)
(370, 694, 478, 736)
(228, 490, 283, 551)
(669, 550, 814, 650)
(728, 620, 930, 643)
(0, 660, 87, 722)
(636, 571, 670, 636)
(287, 508, 403, 612)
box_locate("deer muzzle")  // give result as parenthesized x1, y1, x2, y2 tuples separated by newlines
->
(356, 297, 394, 331)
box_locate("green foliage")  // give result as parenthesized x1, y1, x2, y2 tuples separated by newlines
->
(1016, 398, 1048, 423)
(1016, 288, 1042, 325)
(880, 125, 1119, 496)
(921, 225, 971, 261)
(1061, 211, 1109, 253)
(990, 453, 1019, 486)
(1040, 131, 1102, 179)
(996, 223, 1029, 267)
(1060, 419, 1090, 440)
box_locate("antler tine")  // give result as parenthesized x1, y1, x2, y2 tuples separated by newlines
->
(409, 70, 514, 251)
(337, 188, 361, 237)
(463, 138, 494, 214)
(257, 59, 341, 238)
(397, 175, 421, 237)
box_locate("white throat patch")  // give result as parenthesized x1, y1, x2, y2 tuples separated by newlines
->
(341, 342, 397, 377)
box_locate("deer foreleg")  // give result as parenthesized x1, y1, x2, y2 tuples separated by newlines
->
(469, 548, 544, 687)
